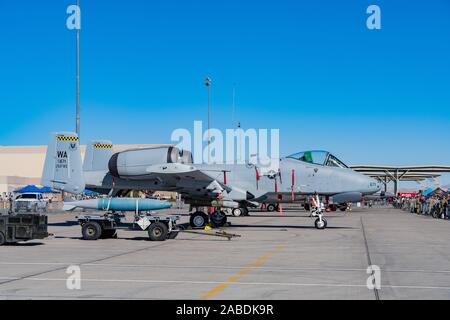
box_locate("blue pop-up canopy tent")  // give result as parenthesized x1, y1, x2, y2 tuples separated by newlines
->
(14, 185, 43, 193)
(39, 186, 59, 193)
(82, 189, 100, 195)
(14, 185, 58, 193)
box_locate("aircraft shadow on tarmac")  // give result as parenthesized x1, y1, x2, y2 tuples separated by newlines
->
(230, 224, 355, 230)
(52, 236, 225, 242)
(243, 214, 347, 218)
(48, 221, 80, 227)
(3, 242, 45, 246)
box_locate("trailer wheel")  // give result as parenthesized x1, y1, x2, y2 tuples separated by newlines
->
(0, 232, 5, 246)
(82, 222, 102, 240)
(148, 222, 168, 241)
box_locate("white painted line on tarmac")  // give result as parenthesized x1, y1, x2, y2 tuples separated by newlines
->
(1, 262, 450, 274)
(1, 276, 450, 291)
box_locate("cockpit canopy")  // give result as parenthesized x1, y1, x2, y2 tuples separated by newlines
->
(287, 150, 348, 168)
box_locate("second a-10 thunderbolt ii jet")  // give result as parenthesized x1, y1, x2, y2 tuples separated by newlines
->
(41, 132, 381, 230)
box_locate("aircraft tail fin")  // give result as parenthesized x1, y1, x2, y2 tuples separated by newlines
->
(41, 132, 85, 194)
(83, 140, 113, 172)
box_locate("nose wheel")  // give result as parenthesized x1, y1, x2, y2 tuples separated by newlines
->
(314, 216, 327, 229)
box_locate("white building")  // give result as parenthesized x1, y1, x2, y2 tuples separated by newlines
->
(0, 144, 170, 193)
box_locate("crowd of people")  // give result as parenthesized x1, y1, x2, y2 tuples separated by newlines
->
(394, 193, 449, 219)
(0, 192, 14, 213)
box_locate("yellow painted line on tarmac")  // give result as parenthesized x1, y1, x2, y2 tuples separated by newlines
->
(199, 243, 287, 300)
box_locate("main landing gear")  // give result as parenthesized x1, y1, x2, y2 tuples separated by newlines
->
(189, 209, 228, 228)
(231, 207, 249, 217)
(266, 203, 279, 212)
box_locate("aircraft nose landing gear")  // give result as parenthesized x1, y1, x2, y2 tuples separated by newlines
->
(314, 213, 328, 230)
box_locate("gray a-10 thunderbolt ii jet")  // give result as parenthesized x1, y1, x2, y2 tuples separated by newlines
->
(41, 132, 381, 230)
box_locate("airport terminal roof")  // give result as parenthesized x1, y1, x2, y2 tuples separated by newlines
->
(366, 173, 442, 182)
(351, 165, 450, 173)
(350, 165, 450, 193)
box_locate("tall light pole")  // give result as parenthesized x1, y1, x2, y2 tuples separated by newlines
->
(75, 0, 80, 137)
(205, 77, 212, 163)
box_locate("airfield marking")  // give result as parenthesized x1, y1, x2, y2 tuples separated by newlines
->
(1, 276, 450, 292)
(0, 237, 180, 288)
(2, 262, 450, 274)
(361, 216, 380, 300)
(199, 243, 288, 300)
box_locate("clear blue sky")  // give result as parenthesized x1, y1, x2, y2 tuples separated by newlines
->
(1, 1, 449, 186)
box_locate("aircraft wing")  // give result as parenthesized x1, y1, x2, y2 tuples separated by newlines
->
(110, 163, 232, 200)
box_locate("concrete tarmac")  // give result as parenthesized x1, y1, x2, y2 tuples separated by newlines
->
(0, 206, 449, 300)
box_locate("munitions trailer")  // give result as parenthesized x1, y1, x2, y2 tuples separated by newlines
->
(0, 214, 49, 245)
(76, 213, 181, 241)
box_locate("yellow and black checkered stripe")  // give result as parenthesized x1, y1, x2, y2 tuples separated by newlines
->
(93, 143, 113, 149)
(57, 136, 79, 141)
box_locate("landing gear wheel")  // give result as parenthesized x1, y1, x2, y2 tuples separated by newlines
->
(82, 222, 102, 240)
(210, 211, 228, 228)
(189, 211, 209, 228)
(267, 204, 277, 212)
(232, 208, 244, 217)
(314, 218, 327, 230)
(101, 229, 117, 239)
(0, 232, 5, 246)
(147, 222, 168, 241)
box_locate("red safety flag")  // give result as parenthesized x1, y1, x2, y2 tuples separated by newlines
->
(311, 196, 317, 208)
(255, 167, 260, 190)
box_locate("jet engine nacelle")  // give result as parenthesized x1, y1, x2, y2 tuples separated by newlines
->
(332, 192, 363, 204)
(108, 146, 192, 178)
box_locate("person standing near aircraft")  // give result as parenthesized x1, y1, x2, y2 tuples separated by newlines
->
(444, 196, 449, 219)
(0, 193, 5, 210)
(8, 193, 14, 214)
(310, 192, 318, 211)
